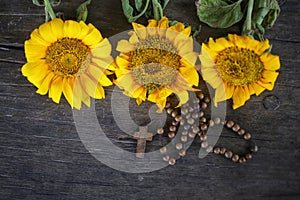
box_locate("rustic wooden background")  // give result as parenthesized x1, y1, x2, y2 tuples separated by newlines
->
(0, 0, 299, 199)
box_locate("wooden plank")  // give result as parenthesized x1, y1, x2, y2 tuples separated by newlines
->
(0, 0, 299, 199)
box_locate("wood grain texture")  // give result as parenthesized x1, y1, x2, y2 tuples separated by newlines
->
(0, 0, 299, 199)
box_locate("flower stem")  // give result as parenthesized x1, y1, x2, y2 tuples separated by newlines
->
(44, 0, 56, 20)
(152, 0, 163, 21)
(132, 0, 151, 21)
(242, 0, 254, 37)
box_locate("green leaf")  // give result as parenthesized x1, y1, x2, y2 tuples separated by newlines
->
(253, 0, 280, 29)
(196, 0, 243, 28)
(121, 0, 134, 22)
(32, 0, 61, 6)
(135, 0, 143, 12)
(160, 0, 170, 9)
(76, 0, 91, 22)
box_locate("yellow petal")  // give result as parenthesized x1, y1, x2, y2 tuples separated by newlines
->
(225, 82, 235, 99)
(63, 20, 81, 38)
(80, 73, 98, 98)
(147, 19, 157, 27)
(214, 82, 226, 102)
(62, 77, 74, 107)
(29, 29, 50, 46)
(179, 66, 199, 86)
(175, 91, 189, 106)
(158, 16, 169, 29)
(232, 86, 246, 109)
(260, 54, 280, 70)
(22, 61, 49, 86)
(170, 22, 185, 32)
(129, 33, 140, 44)
(36, 72, 55, 95)
(251, 82, 265, 96)
(262, 70, 279, 83)
(99, 73, 113, 86)
(257, 79, 274, 90)
(49, 76, 63, 103)
(38, 21, 57, 43)
(82, 28, 103, 48)
(50, 18, 64, 39)
(92, 38, 112, 59)
(77, 21, 92, 39)
(115, 55, 130, 68)
(116, 40, 135, 53)
(181, 27, 191, 36)
(178, 37, 193, 55)
(132, 22, 147, 39)
(24, 41, 47, 62)
(94, 84, 105, 99)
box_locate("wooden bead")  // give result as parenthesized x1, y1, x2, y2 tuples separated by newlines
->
(204, 96, 211, 103)
(179, 150, 186, 157)
(232, 154, 239, 162)
(201, 141, 208, 148)
(200, 117, 207, 123)
(180, 119, 185, 126)
(172, 121, 178, 126)
(176, 143, 183, 150)
(192, 113, 199, 119)
(213, 147, 220, 154)
(181, 108, 188, 115)
(175, 115, 182, 122)
(226, 120, 234, 128)
(165, 102, 171, 108)
(199, 111, 204, 117)
(160, 146, 167, 154)
(171, 111, 177, 118)
(245, 153, 252, 160)
(244, 133, 251, 140)
(201, 102, 207, 109)
(188, 132, 196, 138)
(167, 108, 173, 114)
(206, 146, 213, 153)
(238, 129, 245, 136)
(157, 128, 164, 135)
(209, 120, 214, 127)
(181, 135, 188, 142)
(168, 158, 176, 165)
(169, 125, 176, 132)
(214, 117, 221, 124)
(192, 125, 200, 134)
(198, 93, 204, 100)
(168, 132, 175, 138)
(225, 150, 233, 158)
(200, 134, 207, 141)
(163, 155, 170, 161)
(182, 130, 188, 136)
(251, 145, 258, 152)
(187, 118, 195, 125)
(200, 124, 208, 131)
(232, 124, 240, 132)
(239, 157, 246, 163)
(220, 147, 226, 154)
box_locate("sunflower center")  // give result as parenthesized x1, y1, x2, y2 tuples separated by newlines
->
(130, 37, 181, 90)
(216, 47, 264, 86)
(45, 38, 91, 76)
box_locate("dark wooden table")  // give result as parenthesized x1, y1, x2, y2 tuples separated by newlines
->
(0, 0, 299, 199)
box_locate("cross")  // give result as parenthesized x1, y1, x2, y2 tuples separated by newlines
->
(133, 126, 153, 158)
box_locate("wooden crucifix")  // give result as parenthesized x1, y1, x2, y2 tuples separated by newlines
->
(133, 126, 153, 158)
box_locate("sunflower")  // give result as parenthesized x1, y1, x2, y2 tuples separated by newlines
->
(199, 34, 280, 109)
(114, 17, 199, 112)
(22, 18, 114, 109)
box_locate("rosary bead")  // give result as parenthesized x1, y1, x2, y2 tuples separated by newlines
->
(163, 155, 170, 161)
(214, 117, 221, 125)
(220, 147, 226, 154)
(244, 133, 252, 140)
(204, 97, 210, 103)
(182, 130, 188, 136)
(193, 98, 200, 104)
(199, 111, 204, 117)
(245, 153, 252, 160)
(206, 146, 213, 153)
(201, 102, 207, 109)
(168, 132, 175, 138)
(168, 158, 176, 165)
(192, 113, 199, 119)
(221, 119, 227, 125)
(200, 117, 207, 123)
(160, 146, 167, 154)
(180, 119, 185, 126)
(176, 143, 183, 150)
(239, 157, 246, 163)
(225, 150, 233, 158)
(181, 108, 188, 115)
(184, 125, 190, 130)
(226, 120, 234, 128)
(187, 118, 195, 125)
(213, 147, 220, 154)
(201, 141, 208, 148)
(231, 154, 239, 162)
(200, 124, 208, 131)
(189, 132, 196, 138)
(167, 108, 173, 114)
(198, 93, 204, 100)
(175, 115, 182, 122)
(171, 111, 178, 118)
(232, 124, 240, 132)
(238, 129, 245, 136)
(185, 113, 191, 119)
(169, 125, 177, 132)
(189, 107, 194, 113)
(251, 145, 258, 152)
(157, 128, 164, 135)
(192, 125, 200, 134)
(165, 102, 171, 108)
(181, 135, 188, 142)
(179, 150, 186, 157)
(208, 120, 215, 127)
(172, 121, 179, 126)
(200, 134, 207, 141)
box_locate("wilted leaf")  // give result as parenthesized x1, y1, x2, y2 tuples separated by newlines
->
(121, 0, 134, 22)
(76, 0, 91, 22)
(196, 0, 243, 28)
(32, 0, 61, 6)
(135, 0, 143, 12)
